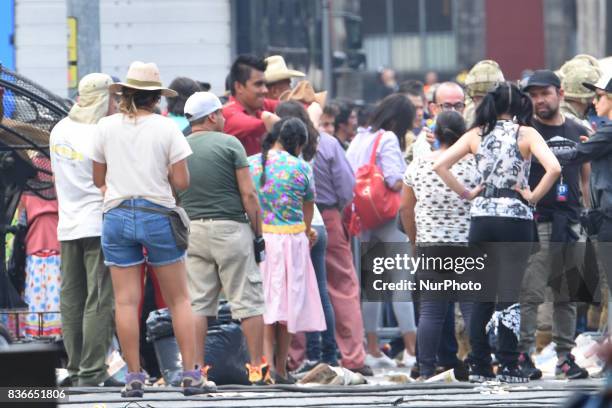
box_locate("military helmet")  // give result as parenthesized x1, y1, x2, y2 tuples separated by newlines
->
(465, 60, 505, 97)
(558, 54, 602, 80)
(562, 65, 602, 100)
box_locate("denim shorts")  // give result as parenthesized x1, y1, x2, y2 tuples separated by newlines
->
(101, 198, 186, 267)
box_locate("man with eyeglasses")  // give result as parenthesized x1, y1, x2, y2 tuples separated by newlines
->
(411, 81, 465, 159)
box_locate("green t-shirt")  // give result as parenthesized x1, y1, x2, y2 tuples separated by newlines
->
(179, 131, 249, 222)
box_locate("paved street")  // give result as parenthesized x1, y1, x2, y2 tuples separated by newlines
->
(58, 378, 602, 407)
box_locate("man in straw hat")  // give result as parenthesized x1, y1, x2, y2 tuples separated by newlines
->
(264, 55, 306, 100)
(49, 73, 121, 387)
(223, 55, 280, 156)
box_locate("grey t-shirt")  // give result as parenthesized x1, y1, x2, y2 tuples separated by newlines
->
(179, 131, 249, 222)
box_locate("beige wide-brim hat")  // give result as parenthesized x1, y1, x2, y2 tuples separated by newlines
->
(109, 61, 177, 97)
(279, 80, 327, 107)
(265, 55, 306, 83)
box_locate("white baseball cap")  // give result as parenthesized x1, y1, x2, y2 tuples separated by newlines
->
(184, 91, 223, 122)
(583, 71, 612, 93)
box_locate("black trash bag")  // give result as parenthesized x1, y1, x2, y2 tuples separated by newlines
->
(205, 321, 250, 385)
(145, 308, 174, 342)
(145, 308, 182, 385)
(145, 303, 250, 386)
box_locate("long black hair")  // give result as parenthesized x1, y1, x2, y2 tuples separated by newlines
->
(434, 111, 466, 147)
(259, 117, 308, 187)
(368, 93, 415, 150)
(473, 82, 533, 136)
(275, 101, 319, 161)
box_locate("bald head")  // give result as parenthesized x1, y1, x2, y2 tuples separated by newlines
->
(431, 82, 465, 117)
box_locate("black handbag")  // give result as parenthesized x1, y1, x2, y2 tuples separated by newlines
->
(580, 209, 604, 237)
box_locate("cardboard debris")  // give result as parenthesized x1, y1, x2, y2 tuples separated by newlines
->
(298, 363, 367, 385)
(425, 368, 459, 383)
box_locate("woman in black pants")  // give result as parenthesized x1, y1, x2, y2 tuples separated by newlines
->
(433, 83, 561, 383)
(556, 76, 612, 301)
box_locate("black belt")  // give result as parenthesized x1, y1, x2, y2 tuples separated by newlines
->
(479, 186, 523, 200)
(317, 203, 341, 212)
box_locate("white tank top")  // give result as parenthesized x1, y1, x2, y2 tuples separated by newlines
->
(470, 120, 533, 220)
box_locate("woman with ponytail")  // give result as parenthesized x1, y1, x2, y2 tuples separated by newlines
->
(400, 111, 475, 380)
(91, 62, 214, 397)
(433, 82, 561, 383)
(248, 117, 325, 383)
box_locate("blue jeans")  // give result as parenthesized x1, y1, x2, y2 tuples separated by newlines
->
(101, 199, 185, 267)
(305, 224, 338, 364)
(418, 302, 473, 376)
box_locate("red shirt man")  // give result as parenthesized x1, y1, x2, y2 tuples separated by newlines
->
(223, 55, 279, 156)
(223, 96, 279, 156)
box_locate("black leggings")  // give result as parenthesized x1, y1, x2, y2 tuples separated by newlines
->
(468, 216, 534, 367)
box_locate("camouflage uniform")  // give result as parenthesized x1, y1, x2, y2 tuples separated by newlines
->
(560, 64, 602, 134)
(464, 60, 505, 126)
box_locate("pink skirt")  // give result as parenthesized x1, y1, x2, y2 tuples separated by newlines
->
(261, 232, 326, 333)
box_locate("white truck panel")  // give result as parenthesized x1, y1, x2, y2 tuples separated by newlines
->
(14, 0, 231, 98)
(14, 0, 68, 97)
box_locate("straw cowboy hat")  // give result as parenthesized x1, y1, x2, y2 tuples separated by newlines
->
(110, 61, 177, 97)
(279, 80, 327, 108)
(264, 55, 305, 84)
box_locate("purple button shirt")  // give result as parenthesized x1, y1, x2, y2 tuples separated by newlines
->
(346, 127, 407, 187)
(313, 132, 355, 209)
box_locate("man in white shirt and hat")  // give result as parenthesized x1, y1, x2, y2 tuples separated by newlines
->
(50, 73, 120, 387)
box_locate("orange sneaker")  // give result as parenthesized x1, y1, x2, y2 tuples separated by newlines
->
(246, 358, 273, 385)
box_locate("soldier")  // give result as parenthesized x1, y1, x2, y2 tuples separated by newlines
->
(464, 60, 505, 126)
(560, 65, 602, 134)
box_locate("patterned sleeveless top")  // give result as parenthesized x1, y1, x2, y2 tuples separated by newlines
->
(471, 120, 533, 220)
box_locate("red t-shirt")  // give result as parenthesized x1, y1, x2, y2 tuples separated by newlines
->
(222, 96, 279, 156)
(21, 194, 60, 255)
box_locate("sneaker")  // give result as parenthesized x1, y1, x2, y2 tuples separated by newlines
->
(99, 376, 125, 387)
(291, 359, 320, 376)
(246, 361, 273, 385)
(121, 372, 146, 398)
(518, 352, 542, 380)
(365, 352, 397, 369)
(182, 365, 217, 396)
(400, 350, 417, 368)
(58, 376, 73, 387)
(497, 365, 529, 383)
(555, 354, 589, 380)
(468, 362, 496, 383)
(272, 371, 296, 384)
(351, 364, 374, 377)
(446, 361, 469, 382)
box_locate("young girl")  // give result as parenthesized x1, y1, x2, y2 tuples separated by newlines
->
(249, 117, 325, 383)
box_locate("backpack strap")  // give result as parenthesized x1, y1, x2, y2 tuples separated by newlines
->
(369, 130, 386, 166)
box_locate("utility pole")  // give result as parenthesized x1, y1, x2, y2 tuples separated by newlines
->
(385, 0, 393, 68)
(66, 0, 101, 99)
(321, 0, 333, 97)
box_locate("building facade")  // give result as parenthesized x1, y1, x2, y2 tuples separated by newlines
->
(1, 0, 610, 101)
